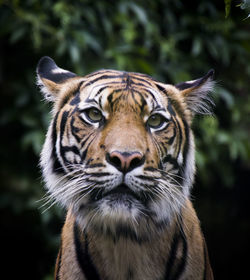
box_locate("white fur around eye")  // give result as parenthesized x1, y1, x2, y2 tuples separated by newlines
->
(79, 110, 102, 127)
(146, 114, 170, 132)
(65, 151, 81, 164)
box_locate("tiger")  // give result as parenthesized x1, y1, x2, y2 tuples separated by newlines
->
(37, 56, 214, 280)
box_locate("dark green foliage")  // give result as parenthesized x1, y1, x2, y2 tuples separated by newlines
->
(0, 1, 249, 279)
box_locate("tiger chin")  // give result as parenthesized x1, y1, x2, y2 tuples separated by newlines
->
(37, 56, 214, 280)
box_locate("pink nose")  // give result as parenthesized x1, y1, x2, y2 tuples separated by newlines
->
(107, 151, 144, 173)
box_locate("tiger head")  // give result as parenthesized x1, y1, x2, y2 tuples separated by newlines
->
(37, 57, 214, 240)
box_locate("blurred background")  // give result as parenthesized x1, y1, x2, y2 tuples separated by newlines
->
(1, 0, 250, 279)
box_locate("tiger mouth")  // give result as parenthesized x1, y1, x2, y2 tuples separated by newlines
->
(92, 183, 142, 202)
(105, 184, 141, 199)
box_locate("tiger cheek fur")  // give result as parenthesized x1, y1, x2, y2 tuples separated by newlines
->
(37, 56, 214, 280)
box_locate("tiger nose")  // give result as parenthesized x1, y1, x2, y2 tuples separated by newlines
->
(106, 151, 144, 173)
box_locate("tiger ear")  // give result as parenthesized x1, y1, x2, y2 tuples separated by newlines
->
(36, 56, 77, 102)
(175, 70, 215, 115)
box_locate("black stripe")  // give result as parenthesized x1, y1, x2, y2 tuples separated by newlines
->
(130, 76, 153, 86)
(127, 268, 134, 279)
(167, 99, 176, 116)
(135, 175, 155, 182)
(86, 163, 105, 168)
(162, 154, 180, 170)
(81, 136, 96, 162)
(70, 90, 81, 106)
(84, 74, 125, 87)
(181, 119, 190, 178)
(51, 112, 64, 174)
(158, 137, 169, 156)
(139, 92, 147, 112)
(107, 90, 115, 110)
(164, 225, 188, 280)
(81, 147, 89, 162)
(173, 116, 183, 160)
(61, 81, 84, 109)
(70, 116, 81, 143)
(59, 110, 71, 166)
(164, 232, 180, 279)
(171, 231, 188, 280)
(165, 126, 176, 145)
(129, 87, 157, 102)
(85, 69, 121, 78)
(85, 172, 110, 177)
(84, 80, 124, 88)
(156, 84, 180, 116)
(61, 145, 81, 158)
(60, 111, 69, 143)
(74, 223, 101, 280)
(131, 90, 139, 107)
(128, 89, 147, 112)
(85, 70, 155, 86)
(155, 84, 177, 118)
(107, 88, 124, 111)
(80, 134, 91, 148)
(95, 86, 108, 97)
(155, 83, 166, 93)
(124, 72, 132, 89)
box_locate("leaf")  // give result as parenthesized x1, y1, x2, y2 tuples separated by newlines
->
(129, 3, 148, 25)
(216, 87, 235, 108)
(22, 130, 45, 155)
(10, 26, 27, 44)
(240, 0, 250, 10)
(224, 0, 232, 18)
(192, 37, 202, 56)
(68, 42, 80, 63)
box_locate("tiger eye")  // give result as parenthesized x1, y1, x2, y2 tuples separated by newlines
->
(86, 108, 103, 122)
(147, 114, 164, 128)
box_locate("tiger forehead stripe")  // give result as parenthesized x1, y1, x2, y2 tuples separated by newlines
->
(76, 71, 165, 113)
(79, 84, 123, 112)
(83, 70, 157, 89)
(83, 72, 127, 88)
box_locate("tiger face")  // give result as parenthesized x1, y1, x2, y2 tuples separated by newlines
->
(38, 57, 214, 240)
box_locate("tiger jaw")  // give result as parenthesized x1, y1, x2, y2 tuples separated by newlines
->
(68, 164, 185, 236)
(73, 172, 150, 222)
(90, 183, 145, 204)
(90, 185, 146, 221)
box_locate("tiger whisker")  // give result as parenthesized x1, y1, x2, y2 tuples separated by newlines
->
(40, 175, 94, 212)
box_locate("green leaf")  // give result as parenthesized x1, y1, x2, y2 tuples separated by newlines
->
(224, 0, 231, 18)
(192, 37, 202, 56)
(10, 26, 27, 43)
(216, 87, 235, 108)
(68, 42, 80, 63)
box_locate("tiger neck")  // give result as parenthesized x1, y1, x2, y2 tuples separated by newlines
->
(71, 215, 186, 280)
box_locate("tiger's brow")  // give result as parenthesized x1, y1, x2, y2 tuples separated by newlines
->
(84, 98, 99, 105)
